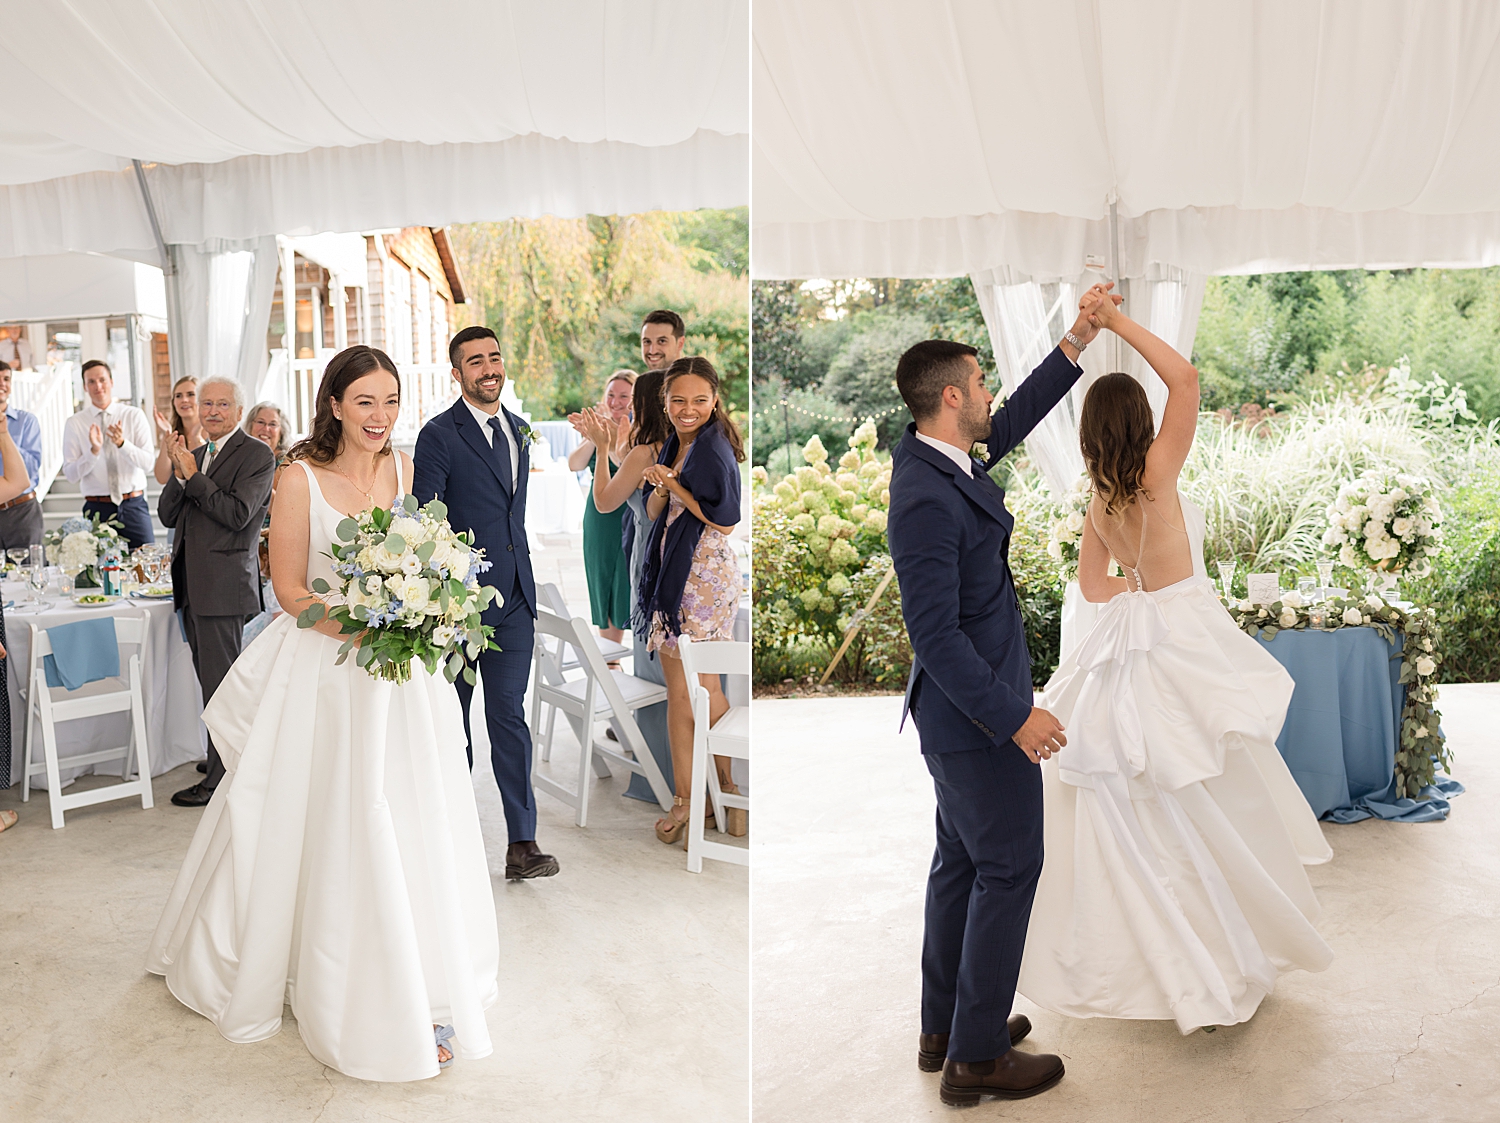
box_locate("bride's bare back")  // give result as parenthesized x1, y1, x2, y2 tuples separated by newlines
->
(1088, 488, 1194, 593)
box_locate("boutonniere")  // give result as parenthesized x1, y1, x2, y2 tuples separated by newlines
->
(516, 420, 540, 449)
(970, 441, 989, 465)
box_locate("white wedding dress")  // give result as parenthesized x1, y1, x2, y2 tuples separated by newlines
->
(146, 459, 500, 1081)
(1018, 491, 1333, 1033)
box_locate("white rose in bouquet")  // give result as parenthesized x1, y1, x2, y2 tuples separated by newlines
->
(1066, 510, 1086, 533)
(1343, 607, 1363, 626)
(1391, 516, 1413, 540)
(1282, 590, 1304, 608)
(1278, 610, 1298, 628)
(1416, 655, 1437, 677)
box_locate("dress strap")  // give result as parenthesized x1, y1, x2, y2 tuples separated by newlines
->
(393, 450, 406, 502)
(295, 459, 327, 506)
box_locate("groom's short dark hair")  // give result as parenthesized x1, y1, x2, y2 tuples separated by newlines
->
(449, 325, 499, 369)
(896, 339, 979, 422)
(642, 309, 685, 338)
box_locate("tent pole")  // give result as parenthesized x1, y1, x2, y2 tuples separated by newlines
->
(1108, 199, 1121, 372)
(132, 159, 186, 389)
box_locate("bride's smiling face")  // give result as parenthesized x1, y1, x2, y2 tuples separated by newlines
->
(332, 370, 401, 453)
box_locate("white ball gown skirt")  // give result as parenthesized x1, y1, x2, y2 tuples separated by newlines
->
(1018, 575, 1334, 1033)
(145, 615, 501, 1081)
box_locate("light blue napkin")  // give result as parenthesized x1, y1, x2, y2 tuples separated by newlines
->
(43, 617, 120, 690)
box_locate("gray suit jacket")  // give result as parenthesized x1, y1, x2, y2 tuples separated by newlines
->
(159, 428, 276, 617)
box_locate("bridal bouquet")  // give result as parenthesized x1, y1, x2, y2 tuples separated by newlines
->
(297, 496, 499, 684)
(1321, 471, 1442, 577)
(1046, 475, 1093, 570)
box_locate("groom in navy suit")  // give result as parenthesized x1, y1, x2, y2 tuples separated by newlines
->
(411, 325, 558, 880)
(887, 284, 1118, 1105)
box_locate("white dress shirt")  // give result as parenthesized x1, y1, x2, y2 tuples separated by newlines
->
(915, 430, 981, 476)
(462, 395, 520, 485)
(62, 401, 156, 502)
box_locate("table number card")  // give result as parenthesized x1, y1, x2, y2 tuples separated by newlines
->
(1247, 573, 1279, 605)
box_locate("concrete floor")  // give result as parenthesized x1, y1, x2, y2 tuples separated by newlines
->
(752, 684, 1500, 1123)
(0, 535, 748, 1123)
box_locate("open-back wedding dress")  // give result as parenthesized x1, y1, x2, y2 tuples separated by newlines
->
(147, 458, 500, 1081)
(1019, 490, 1333, 1033)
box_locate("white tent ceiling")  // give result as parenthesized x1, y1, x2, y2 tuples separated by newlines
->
(753, 0, 1500, 279)
(0, 0, 749, 262)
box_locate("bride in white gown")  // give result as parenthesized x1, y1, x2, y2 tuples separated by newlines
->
(146, 346, 500, 1081)
(1018, 306, 1333, 1034)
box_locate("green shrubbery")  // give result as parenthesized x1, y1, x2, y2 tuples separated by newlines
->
(752, 383, 1500, 689)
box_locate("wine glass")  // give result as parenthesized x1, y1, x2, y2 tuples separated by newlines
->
(27, 563, 47, 606)
(1316, 559, 1334, 602)
(1216, 560, 1237, 601)
(6, 546, 27, 577)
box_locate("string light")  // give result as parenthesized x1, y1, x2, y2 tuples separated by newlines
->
(755, 399, 909, 426)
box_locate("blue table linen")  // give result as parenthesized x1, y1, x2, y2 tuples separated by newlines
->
(43, 617, 120, 690)
(1256, 625, 1462, 823)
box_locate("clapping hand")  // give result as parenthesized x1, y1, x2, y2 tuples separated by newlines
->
(165, 431, 196, 480)
(106, 420, 125, 449)
(642, 463, 678, 495)
(88, 423, 104, 455)
(578, 407, 618, 450)
(154, 407, 174, 437)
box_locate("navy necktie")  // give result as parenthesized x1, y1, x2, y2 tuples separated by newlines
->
(487, 416, 514, 494)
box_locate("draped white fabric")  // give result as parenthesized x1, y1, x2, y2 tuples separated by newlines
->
(753, 0, 1500, 279)
(172, 237, 280, 394)
(0, 0, 748, 258)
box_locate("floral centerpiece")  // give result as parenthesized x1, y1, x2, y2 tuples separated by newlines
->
(44, 513, 125, 588)
(297, 495, 500, 684)
(1321, 471, 1443, 582)
(1045, 475, 1093, 575)
(1224, 589, 1450, 799)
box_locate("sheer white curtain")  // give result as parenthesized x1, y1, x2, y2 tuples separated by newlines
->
(969, 263, 1206, 497)
(172, 235, 279, 394)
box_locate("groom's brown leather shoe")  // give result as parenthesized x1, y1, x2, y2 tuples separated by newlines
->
(918, 1015, 1032, 1072)
(939, 1048, 1064, 1105)
(505, 840, 559, 880)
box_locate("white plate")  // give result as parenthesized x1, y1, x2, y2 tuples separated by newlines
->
(72, 594, 121, 608)
(130, 585, 174, 599)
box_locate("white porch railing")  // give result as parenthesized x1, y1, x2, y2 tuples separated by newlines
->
(268, 350, 459, 443)
(11, 363, 74, 498)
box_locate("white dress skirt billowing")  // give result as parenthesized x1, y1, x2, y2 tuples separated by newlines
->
(146, 460, 500, 1082)
(1018, 497, 1333, 1033)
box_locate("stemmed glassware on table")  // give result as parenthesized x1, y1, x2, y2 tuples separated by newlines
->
(6, 546, 27, 578)
(1216, 560, 1237, 602)
(1316, 560, 1334, 602)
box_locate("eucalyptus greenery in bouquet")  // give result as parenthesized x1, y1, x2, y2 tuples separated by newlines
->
(297, 495, 500, 685)
(1322, 471, 1443, 577)
(44, 512, 126, 587)
(1045, 474, 1093, 574)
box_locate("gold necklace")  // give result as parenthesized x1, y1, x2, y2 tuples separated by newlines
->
(333, 458, 379, 505)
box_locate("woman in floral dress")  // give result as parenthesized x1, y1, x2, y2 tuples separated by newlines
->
(638, 357, 746, 844)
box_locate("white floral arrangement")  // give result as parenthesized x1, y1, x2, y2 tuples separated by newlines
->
(1224, 589, 1450, 799)
(1046, 475, 1093, 571)
(298, 495, 500, 684)
(1321, 471, 1443, 577)
(44, 513, 125, 586)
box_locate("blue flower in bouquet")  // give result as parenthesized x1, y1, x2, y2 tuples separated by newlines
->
(296, 494, 502, 685)
(58, 516, 91, 536)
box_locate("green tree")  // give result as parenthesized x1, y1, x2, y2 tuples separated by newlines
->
(820, 311, 927, 447)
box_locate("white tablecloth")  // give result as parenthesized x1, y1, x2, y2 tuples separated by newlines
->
(5, 595, 206, 790)
(525, 461, 586, 538)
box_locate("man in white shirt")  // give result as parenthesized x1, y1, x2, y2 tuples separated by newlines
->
(61, 359, 157, 550)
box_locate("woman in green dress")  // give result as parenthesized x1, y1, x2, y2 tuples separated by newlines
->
(568, 370, 636, 650)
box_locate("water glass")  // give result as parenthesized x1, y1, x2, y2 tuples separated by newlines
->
(1216, 560, 1237, 600)
(29, 543, 43, 570)
(1297, 577, 1316, 601)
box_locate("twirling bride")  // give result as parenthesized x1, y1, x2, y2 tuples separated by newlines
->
(147, 346, 500, 1080)
(1018, 302, 1334, 1033)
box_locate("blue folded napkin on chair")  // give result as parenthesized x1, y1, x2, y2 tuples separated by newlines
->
(43, 617, 120, 690)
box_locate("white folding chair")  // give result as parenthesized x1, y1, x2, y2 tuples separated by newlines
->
(538, 582, 632, 672)
(530, 609, 672, 826)
(21, 615, 154, 829)
(678, 636, 750, 873)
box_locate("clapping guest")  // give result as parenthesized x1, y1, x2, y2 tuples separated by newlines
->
(568, 370, 636, 650)
(158, 377, 276, 807)
(61, 360, 157, 551)
(153, 376, 205, 485)
(637, 357, 746, 845)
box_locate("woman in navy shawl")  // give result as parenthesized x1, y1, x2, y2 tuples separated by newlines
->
(637, 356, 746, 845)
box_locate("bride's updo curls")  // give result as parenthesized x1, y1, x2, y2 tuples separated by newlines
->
(1079, 372, 1155, 517)
(289, 345, 401, 465)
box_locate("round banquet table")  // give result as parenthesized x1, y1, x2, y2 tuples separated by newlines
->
(2, 591, 206, 791)
(1056, 580, 1461, 823)
(524, 457, 586, 537)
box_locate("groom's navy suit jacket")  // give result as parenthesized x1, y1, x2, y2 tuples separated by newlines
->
(410, 398, 536, 619)
(888, 346, 1083, 754)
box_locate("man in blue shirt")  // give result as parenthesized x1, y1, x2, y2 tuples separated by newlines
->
(0, 364, 44, 552)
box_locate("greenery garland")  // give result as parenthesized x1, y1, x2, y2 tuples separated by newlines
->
(1223, 591, 1450, 799)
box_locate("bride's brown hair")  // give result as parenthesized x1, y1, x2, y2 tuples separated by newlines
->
(288, 346, 400, 465)
(1078, 372, 1155, 517)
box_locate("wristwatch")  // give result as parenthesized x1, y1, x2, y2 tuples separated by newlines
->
(1064, 330, 1087, 353)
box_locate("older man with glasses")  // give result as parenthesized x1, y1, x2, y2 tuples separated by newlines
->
(158, 376, 276, 807)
